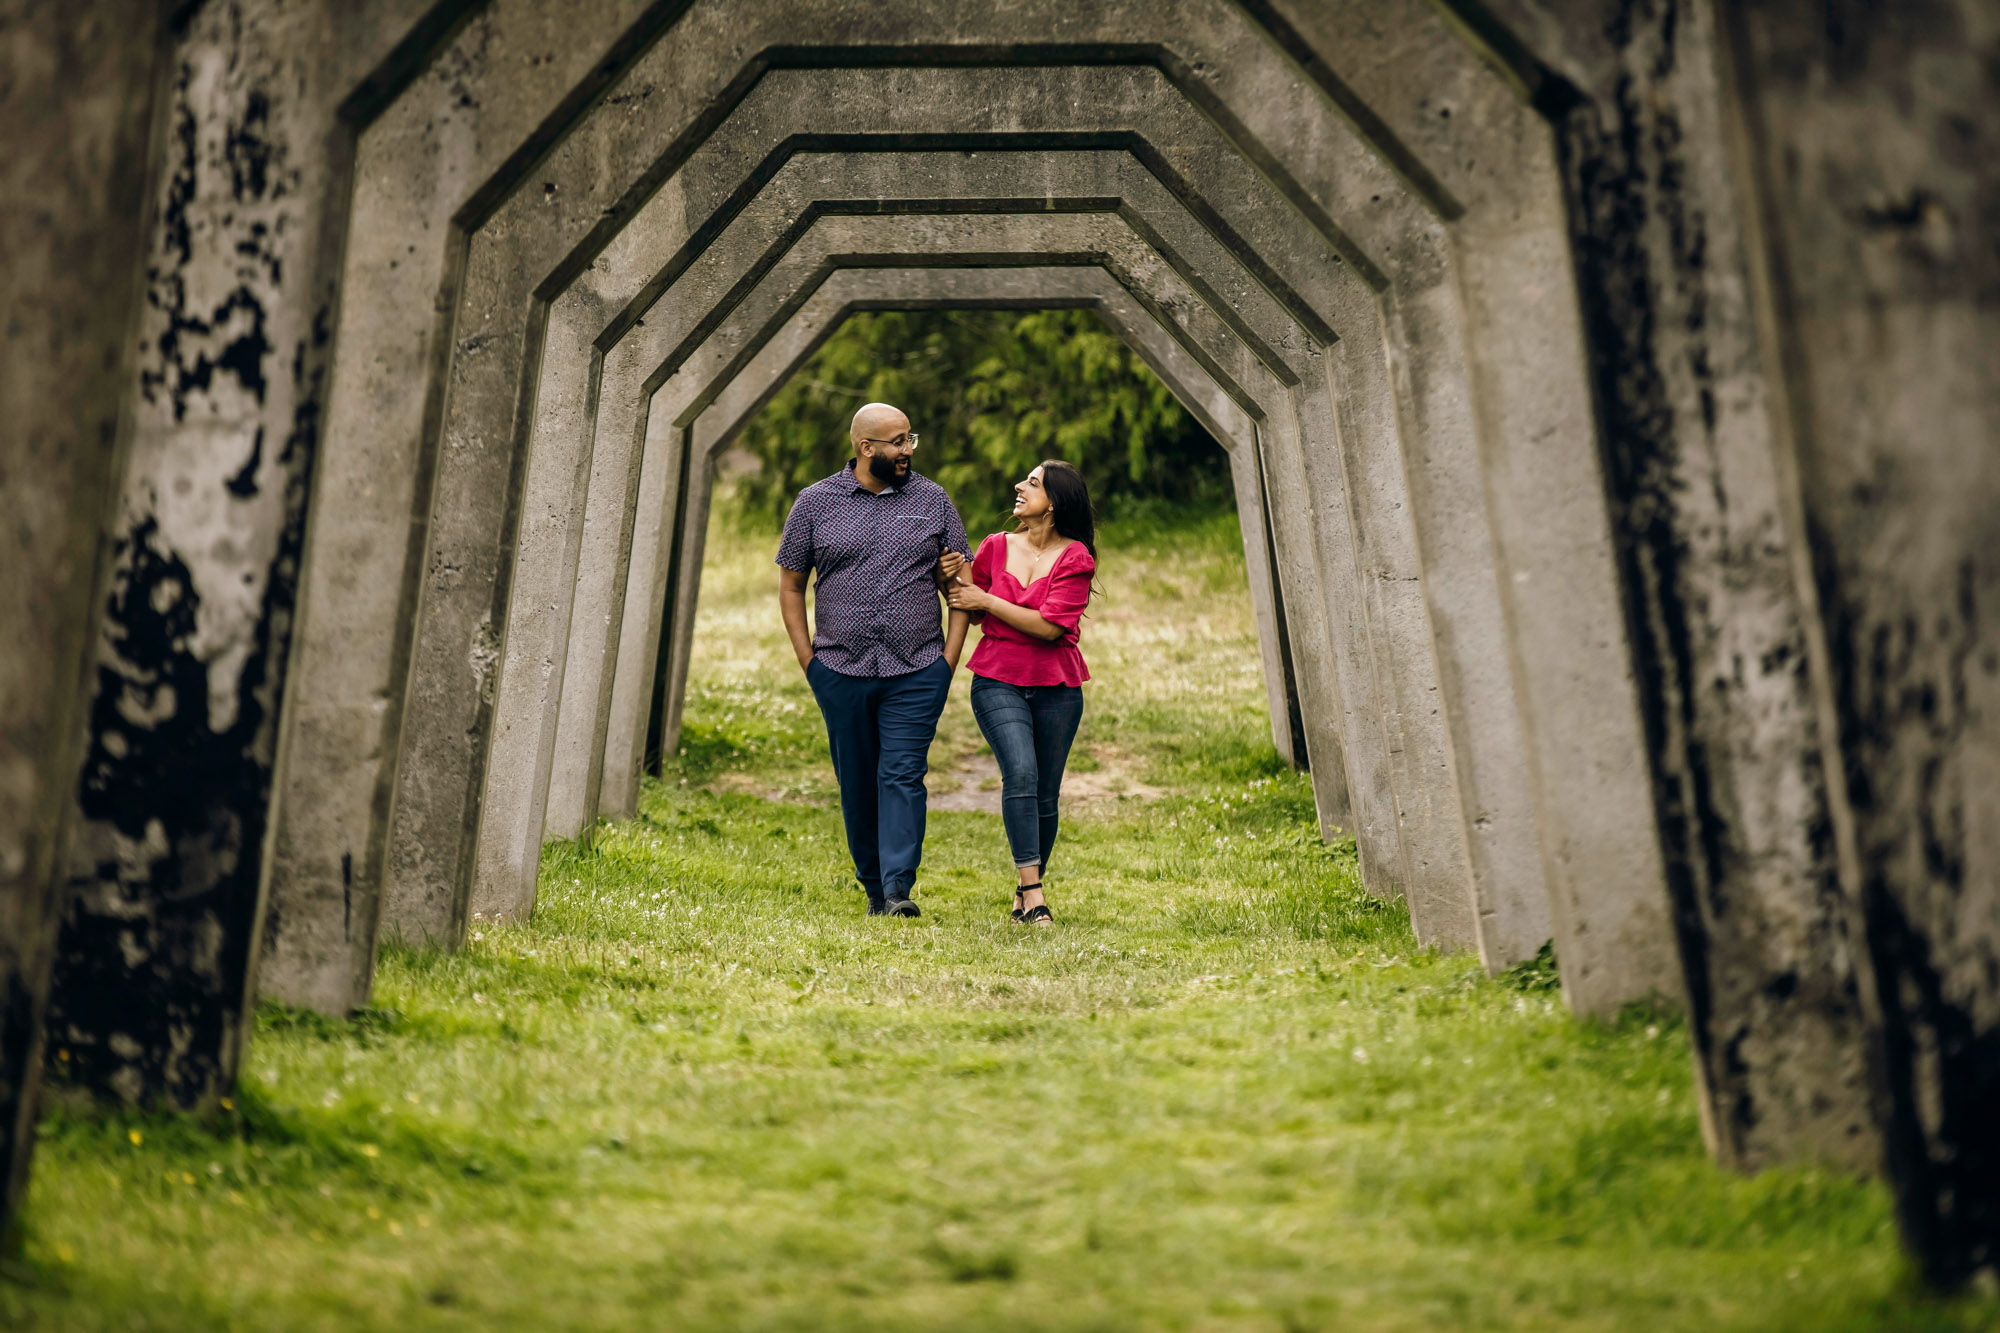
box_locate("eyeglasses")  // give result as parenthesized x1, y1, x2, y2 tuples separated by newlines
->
(860, 432, 919, 452)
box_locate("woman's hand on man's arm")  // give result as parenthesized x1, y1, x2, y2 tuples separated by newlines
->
(945, 580, 993, 614)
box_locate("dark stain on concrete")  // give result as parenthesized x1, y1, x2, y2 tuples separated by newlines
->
(1821, 540, 1997, 1285)
(225, 89, 277, 202)
(1552, 55, 1727, 1102)
(1861, 860, 2000, 1286)
(45, 517, 264, 1107)
(1545, 0, 1863, 1177)
(226, 427, 264, 497)
(45, 22, 330, 1109)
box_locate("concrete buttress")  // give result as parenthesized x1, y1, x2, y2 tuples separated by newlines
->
(0, 0, 165, 1233)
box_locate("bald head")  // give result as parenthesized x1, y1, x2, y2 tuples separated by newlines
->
(849, 402, 914, 488)
(850, 402, 909, 448)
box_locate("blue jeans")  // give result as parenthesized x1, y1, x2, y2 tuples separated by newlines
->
(968, 676, 1084, 873)
(806, 654, 953, 902)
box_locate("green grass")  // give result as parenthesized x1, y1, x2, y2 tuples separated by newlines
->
(6, 502, 1993, 1331)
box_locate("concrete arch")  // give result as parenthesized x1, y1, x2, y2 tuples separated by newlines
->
(519, 199, 1319, 857)
(633, 265, 1293, 875)
(594, 226, 1319, 880)
(453, 205, 1342, 924)
(258, 5, 1664, 1032)
(17, 0, 1992, 1269)
(647, 264, 1294, 803)
(380, 63, 1438, 955)
(561, 147, 1336, 832)
(541, 208, 1313, 818)
(265, 157, 1410, 1010)
(46, 0, 1658, 1110)
(537, 156, 1314, 852)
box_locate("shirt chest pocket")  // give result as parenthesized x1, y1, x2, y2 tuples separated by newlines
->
(883, 512, 941, 554)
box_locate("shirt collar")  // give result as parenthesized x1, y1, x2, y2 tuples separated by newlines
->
(842, 457, 909, 493)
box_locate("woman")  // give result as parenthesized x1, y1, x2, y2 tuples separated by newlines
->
(942, 460, 1097, 925)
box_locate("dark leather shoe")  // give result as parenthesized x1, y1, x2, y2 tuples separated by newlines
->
(866, 897, 887, 916)
(885, 896, 921, 918)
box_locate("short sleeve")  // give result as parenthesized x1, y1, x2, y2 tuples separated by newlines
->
(775, 491, 815, 571)
(971, 533, 1003, 594)
(1038, 545, 1095, 631)
(941, 492, 972, 560)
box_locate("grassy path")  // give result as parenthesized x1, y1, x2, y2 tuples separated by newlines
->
(6, 509, 1992, 1330)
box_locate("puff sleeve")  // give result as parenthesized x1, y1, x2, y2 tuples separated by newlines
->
(971, 533, 1003, 594)
(1037, 545, 1095, 633)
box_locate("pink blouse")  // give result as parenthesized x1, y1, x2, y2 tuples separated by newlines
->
(965, 532, 1094, 687)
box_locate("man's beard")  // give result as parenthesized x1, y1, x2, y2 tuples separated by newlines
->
(868, 453, 907, 483)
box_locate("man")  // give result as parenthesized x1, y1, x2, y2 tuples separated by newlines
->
(777, 402, 971, 917)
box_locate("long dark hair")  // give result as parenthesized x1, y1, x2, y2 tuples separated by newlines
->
(1030, 459, 1096, 562)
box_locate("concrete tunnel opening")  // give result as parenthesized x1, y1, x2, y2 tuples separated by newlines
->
(635, 303, 1312, 843)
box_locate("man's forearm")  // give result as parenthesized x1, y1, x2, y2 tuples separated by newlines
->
(779, 585, 814, 670)
(943, 608, 970, 667)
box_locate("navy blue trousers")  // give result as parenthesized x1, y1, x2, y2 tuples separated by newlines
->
(806, 654, 953, 902)
(968, 675, 1084, 873)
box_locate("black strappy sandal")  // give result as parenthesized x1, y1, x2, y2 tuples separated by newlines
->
(1012, 876, 1047, 923)
(1020, 903, 1055, 925)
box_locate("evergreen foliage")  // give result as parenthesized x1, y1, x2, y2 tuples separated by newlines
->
(732, 308, 1232, 523)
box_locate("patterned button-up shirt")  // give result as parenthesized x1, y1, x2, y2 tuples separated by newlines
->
(776, 461, 972, 677)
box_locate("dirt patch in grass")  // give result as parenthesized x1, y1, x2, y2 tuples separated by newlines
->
(928, 744, 1169, 814)
(709, 744, 1168, 814)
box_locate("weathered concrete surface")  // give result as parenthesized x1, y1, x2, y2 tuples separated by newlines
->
(44, 0, 449, 1102)
(1262, 0, 1669, 987)
(542, 143, 1336, 838)
(647, 263, 1289, 800)
(539, 405, 648, 840)
(592, 403, 687, 821)
(1538, 0, 1879, 1168)
(529, 216, 1333, 925)
(573, 147, 1347, 828)
(539, 177, 1310, 849)
(1717, 0, 2000, 1284)
(1257, 0, 1566, 973)
(1447, 0, 2000, 1281)
(263, 0, 658, 999)
(617, 215, 1309, 823)
(0, 0, 164, 1232)
(1443, 0, 1880, 1176)
(466, 262, 621, 920)
(385, 51, 1433, 931)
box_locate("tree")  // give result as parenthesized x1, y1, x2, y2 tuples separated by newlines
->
(732, 308, 1230, 524)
